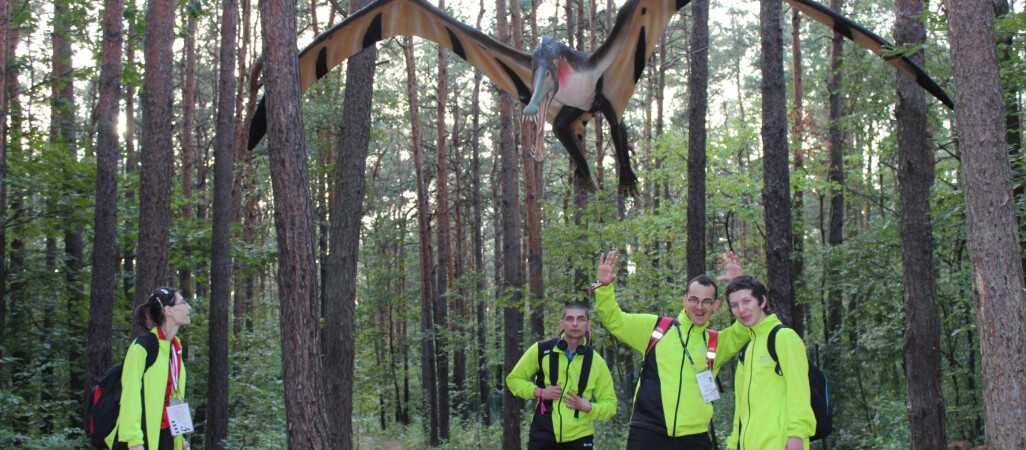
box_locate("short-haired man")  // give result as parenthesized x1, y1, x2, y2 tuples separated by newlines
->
(724, 275, 815, 450)
(506, 303, 617, 449)
(593, 250, 749, 449)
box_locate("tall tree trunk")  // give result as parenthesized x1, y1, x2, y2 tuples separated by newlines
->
(789, 8, 806, 338)
(136, 0, 175, 322)
(895, 0, 945, 447)
(259, 0, 329, 446)
(497, 0, 524, 445)
(86, 0, 123, 389)
(945, 1, 1026, 447)
(323, 0, 376, 444)
(206, 0, 238, 444)
(179, 13, 198, 298)
(0, 0, 7, 350)
(52, 0, 87, 399)
(433, 4, 452, 436)
(471, 0, 489, 424)
(122, 1, 138, 300)
(232, 0, 255, 340)
(825, 0, 845, 343)
(994, 0, 1025, 273)
(759, 0, 794, 324)
(686, 0, 708, 280)
(404, 36, 440, 447)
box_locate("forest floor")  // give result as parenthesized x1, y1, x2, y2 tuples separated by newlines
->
(357, 435, 406, 449)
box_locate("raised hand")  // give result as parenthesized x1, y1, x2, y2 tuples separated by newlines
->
(596, 251, 619, 285)
(717, 249, 742, 282)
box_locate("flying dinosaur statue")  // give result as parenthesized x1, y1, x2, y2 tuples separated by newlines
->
(248, 0, 953, 196)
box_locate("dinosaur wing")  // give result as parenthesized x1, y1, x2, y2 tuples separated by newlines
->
(590, 0, 691, 120)
(786, 0, 953, 109)
(249, 0, 533, 149)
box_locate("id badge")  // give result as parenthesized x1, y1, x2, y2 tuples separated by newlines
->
(166, 399, 194, 436)
(696, 370, 720, 403)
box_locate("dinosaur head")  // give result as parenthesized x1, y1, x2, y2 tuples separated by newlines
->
(523, 37, 563, 161)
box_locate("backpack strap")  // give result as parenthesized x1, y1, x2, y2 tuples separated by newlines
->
(645, 316, 677, 356)
(573, 347, 593, 418)
(766, 324, 785, 376)
(135, 332, 160, 371)
(534, 338, 560, 388)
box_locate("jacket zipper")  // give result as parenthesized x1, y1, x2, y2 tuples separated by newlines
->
(671, 323, 694, 433)
(742, 329, 757, 449)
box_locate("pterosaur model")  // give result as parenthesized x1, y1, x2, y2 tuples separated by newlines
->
(248, 0, 953, 195)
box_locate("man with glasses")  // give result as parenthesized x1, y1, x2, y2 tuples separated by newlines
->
(592, 250, 749, 449)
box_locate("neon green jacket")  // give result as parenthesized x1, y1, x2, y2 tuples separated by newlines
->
(726, 315, 816, 450)
(106, 329, 187, 450)
(506, 340, 617, 443)
(594, 284, 748, 437)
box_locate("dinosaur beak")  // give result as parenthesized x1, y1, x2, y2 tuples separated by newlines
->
(524, 68, 555, 161)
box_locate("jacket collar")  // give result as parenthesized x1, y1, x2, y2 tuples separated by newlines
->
(747, 314, 782, 335)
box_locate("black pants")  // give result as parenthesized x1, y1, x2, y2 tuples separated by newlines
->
(626, 426, 712, 450)
(527, 434, 595, 450)
(110, 428, 174, 450)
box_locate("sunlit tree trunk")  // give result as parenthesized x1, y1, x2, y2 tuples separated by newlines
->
(136, 0, 175, 323)
(945, 0, 1026, 447)
(178, 13, 197, 298)
(86, 0, 123, 389)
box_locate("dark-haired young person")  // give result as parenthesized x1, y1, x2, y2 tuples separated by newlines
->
(593, 250, 749, 449)
(506, 303, 617, 449)
(106, 287, 193, 450)
(724, 275, 815, 450)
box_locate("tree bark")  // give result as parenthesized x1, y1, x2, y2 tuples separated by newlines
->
(433, 3, 452, 436)
(945, 1, 1026, 447)
(497, 0, 524, 446)
(686, 0, 708, 280)
(121, 1, 138, 301)
(136, 0, 175, 322)
(471, 0, 489, 424)
(894, 0, 946, 447)
(0, 0, 7, 349)
(825, 0, 845, 343)
(206, 0, 238, 444)
(403, 36, 440, 447)
(86, 0, 123, 389)
(789, 8, 806, 338)
(258, 0, 329, 446)
(323, 0, 376, 444)
(759, 0, 794, 324)
(178, 13, 198, 297)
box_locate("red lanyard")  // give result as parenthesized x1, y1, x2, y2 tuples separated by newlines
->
(157, 328, 182, 394)
(706, 329, 718, 370)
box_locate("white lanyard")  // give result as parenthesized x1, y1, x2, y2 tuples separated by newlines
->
(168, 340, 180, 394)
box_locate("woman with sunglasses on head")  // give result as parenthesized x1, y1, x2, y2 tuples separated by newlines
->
(106, 287, 192, 450)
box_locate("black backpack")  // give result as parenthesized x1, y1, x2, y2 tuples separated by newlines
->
(738, 324, 833, 441)
(85, 333, 159, 448)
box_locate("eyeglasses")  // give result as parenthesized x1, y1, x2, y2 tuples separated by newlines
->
(687, 297, 716, 307)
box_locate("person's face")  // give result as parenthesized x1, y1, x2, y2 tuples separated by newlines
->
(728, 289, 767, 327)
(683, 281, 720, 326)
(559, 307, 590, 339)
(164, 293, 192, 327)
